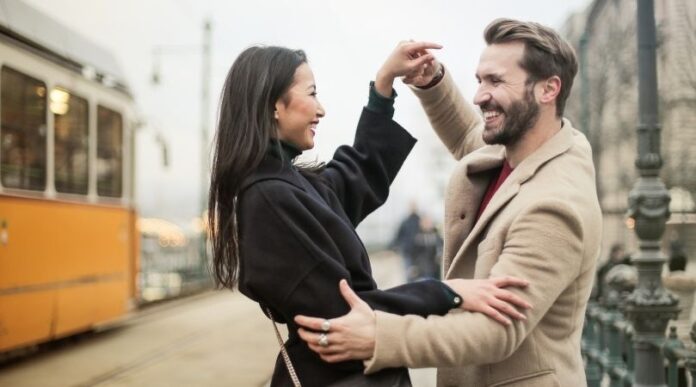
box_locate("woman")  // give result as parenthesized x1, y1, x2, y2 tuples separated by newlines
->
(209, 43, 529, 386)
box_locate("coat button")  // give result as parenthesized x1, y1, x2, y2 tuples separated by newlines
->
(459, 213, 466, 220)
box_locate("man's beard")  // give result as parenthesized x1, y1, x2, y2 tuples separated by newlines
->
(481, 84, 539, 146)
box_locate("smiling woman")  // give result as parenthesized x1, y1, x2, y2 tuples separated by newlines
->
(209, 45, 436, 387)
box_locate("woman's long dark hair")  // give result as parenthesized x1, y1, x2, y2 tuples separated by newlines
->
(209, 46, 307, 289)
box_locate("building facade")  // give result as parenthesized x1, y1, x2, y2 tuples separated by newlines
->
(562, 0, 696, 263)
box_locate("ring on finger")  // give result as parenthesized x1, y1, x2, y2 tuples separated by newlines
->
(321, 319, 331, 332)
(318, 333, 329, 347)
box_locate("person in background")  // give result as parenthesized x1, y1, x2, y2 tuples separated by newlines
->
(663, 239, 692, 387)
(595, 243, 631, 302)
(410, 214, 443, 280)
(663, 239, 696, 341)
(389, 201, 420, 281)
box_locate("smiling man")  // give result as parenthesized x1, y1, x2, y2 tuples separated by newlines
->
(296, 18, 602, 387)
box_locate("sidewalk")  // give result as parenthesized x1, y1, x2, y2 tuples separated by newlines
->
(0, 251, 435, 387)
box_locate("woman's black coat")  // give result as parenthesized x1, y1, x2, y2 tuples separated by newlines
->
(237, 108, 459, 386)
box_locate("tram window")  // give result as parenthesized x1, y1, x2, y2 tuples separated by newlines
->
(0, 66, 47, 191)
(53, 88, 88, 195)
(97, 105, 122, 198)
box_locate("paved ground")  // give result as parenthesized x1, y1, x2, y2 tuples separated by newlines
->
(0, 251, 437, 387)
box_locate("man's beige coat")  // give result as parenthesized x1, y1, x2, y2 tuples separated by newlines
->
(364, 70, 602, 386)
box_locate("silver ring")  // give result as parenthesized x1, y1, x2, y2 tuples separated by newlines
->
(318, 333, 329, 347)
(321, 319, 331, 332)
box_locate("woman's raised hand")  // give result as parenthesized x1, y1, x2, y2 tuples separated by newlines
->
(444, 277, 533, 326)
(375, 41, 442, 97)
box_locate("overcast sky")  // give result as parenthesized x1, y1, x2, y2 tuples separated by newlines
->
(22, 0, 590, 242)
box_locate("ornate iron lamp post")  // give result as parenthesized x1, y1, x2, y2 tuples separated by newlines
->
(622, 0, 679, 386)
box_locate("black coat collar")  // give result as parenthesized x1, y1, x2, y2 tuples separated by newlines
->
(240, 155, 306, 193)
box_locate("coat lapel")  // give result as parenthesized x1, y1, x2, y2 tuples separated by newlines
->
(442, 147, 504, 277)
(445, 120, 576, 278)
(446, 171, 518, 278)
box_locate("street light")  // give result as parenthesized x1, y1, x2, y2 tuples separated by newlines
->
(623, 1, 679, 386)
(150, 18, 213, 270)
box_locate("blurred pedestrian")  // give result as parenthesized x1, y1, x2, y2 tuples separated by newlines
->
(595, 243, 631, 302)
(410, 215, 443, 280)
(663, 240, 692, 386)
(389, 202, 420, 279)
(663, 240, 696, 341)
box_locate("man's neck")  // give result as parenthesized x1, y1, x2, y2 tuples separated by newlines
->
(505, 113, 563, 168)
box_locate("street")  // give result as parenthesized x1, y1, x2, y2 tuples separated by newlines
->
(0, 251, 436, 387)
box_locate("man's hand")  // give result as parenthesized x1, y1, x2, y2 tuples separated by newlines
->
(445, 277, 533, 326)
(295, 280, 376, 363)
(402, 57, 441, 88)
(375, 41, 442, 97)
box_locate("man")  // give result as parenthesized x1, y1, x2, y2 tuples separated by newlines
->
(411, 214, 443, 279)
(296, 18, 602, 387)
(594, 243, 630, 301)
(389, 202, 421, 281)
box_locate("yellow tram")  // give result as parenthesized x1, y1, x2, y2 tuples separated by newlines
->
(0, 0, 139, 353)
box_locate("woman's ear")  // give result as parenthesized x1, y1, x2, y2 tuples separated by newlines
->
(274, 99, 284, 120)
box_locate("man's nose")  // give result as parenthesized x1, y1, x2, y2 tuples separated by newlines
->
(473, 86, 491, 107)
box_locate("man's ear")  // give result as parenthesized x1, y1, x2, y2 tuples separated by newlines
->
(539, 76, 561, 105)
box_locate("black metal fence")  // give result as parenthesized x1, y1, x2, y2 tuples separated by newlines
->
(582, 274, 696, 387)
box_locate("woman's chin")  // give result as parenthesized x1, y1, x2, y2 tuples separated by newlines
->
(303, 139, 315, 151)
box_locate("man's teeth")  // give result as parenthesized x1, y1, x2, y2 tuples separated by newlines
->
(484, 111, 501, 120)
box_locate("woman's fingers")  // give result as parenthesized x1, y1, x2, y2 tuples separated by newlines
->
(492, 276, 529, 289)
(490, 298, 526, 321)
(495, 288, 533, 310)
(482, 305, 511, 326)
(409, 54, 434, 70)
(403, 41, 443, 52)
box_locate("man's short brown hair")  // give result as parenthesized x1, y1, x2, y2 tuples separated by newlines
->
(484, 18, 578, 117)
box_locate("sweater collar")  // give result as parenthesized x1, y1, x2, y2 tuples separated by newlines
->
(267, 139, 301, 164)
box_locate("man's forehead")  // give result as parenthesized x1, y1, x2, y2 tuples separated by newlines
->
(476, 42, 525, 76)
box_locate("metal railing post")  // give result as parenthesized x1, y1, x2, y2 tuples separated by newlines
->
(623, 1, 680, 385)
